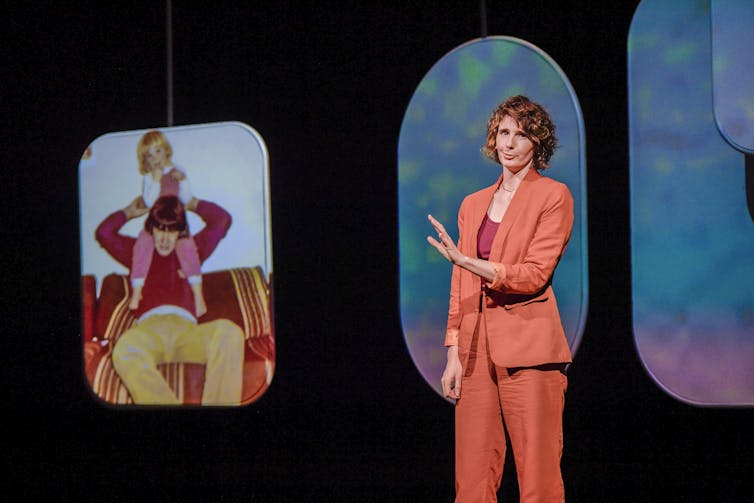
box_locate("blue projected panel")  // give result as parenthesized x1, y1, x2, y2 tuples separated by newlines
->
(711, 0, 754, 154)
(398, 37, 588, 398)
(629, 0, 754, 406)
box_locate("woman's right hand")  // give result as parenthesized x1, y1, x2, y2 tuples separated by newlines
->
(427, 214, 465, 265)
(441, 345, 463, 400)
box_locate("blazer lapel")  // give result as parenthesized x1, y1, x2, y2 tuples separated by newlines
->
(489, 168, 541, 258)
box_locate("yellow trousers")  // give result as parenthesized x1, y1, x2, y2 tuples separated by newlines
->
(112, 314, 244, 405)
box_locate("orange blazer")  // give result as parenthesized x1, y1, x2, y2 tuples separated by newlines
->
(445, 168, 574, 369)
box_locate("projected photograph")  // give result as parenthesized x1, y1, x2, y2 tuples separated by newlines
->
(398, 37, 588, 398)
(629, 0, 754, 405)
(79, 122, 273, 406)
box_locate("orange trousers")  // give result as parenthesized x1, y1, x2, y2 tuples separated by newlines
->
(455, 317, 567, 502)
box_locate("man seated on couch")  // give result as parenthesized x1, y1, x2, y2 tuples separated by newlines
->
(95, 195, 244, 405)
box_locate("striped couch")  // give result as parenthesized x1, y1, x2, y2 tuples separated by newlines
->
(82, 267, 274, 405)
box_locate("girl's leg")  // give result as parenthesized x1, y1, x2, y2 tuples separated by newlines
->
(130, 230, 154, 310)
(176, 236, 206, 317)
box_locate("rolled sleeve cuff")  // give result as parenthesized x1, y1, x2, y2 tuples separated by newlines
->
(485, 262, 507, 291)
(444, 328, 459, 347)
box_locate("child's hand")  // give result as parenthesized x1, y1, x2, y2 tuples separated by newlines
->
(170, 170, 186, 181)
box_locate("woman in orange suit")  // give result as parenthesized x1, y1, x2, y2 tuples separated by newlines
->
(427, 95, 573, 502)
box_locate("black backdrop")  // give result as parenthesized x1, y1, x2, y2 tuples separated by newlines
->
(6, 1, 753, 500)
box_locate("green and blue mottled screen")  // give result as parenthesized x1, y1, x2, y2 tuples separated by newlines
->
(629, 0, 754, 405)
(398, 37, 588, 399)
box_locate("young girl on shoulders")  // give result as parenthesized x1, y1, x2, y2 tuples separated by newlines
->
(129, 130, 207, 317)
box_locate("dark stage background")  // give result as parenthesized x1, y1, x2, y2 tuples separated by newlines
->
(6, 1, 753, 500)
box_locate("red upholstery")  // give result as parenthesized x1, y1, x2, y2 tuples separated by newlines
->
(82, 267, 274, 405)
(81, 275, 96, 343)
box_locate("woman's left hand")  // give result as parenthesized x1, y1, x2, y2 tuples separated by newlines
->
(427, 214, 464, 264)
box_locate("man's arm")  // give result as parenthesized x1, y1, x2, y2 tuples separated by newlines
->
(191, 199, 232, 262)
(95, 196, 147, 268)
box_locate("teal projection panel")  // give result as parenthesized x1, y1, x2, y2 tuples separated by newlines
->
(629, 0, 754, 406)
(711, 0, 754, 154)
(398, 37, 587, 398)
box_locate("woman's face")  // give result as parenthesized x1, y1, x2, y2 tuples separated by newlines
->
(495, 115, 535, 173)
(146, 144, 169, 170)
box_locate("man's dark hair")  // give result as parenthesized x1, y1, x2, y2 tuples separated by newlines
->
(144, 195, 189, 238)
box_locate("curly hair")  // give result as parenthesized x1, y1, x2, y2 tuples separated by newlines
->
(481, 95, 558, 170)
(144, 195, 189, 239)
(136, 130, 173, 175)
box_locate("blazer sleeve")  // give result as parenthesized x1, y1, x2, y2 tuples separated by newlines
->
(486, 183, 574, 294)
(444, 202, 466, 346)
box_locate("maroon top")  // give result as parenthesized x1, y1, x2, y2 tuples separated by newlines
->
(477, 212, 500, 260)
(95, 200, 231, 318)
(477, 212, 500, 291)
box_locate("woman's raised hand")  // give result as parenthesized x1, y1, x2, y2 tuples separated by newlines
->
(427, 214, 464, 264)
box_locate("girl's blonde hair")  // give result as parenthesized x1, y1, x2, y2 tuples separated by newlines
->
(136, 130, 173, 175)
